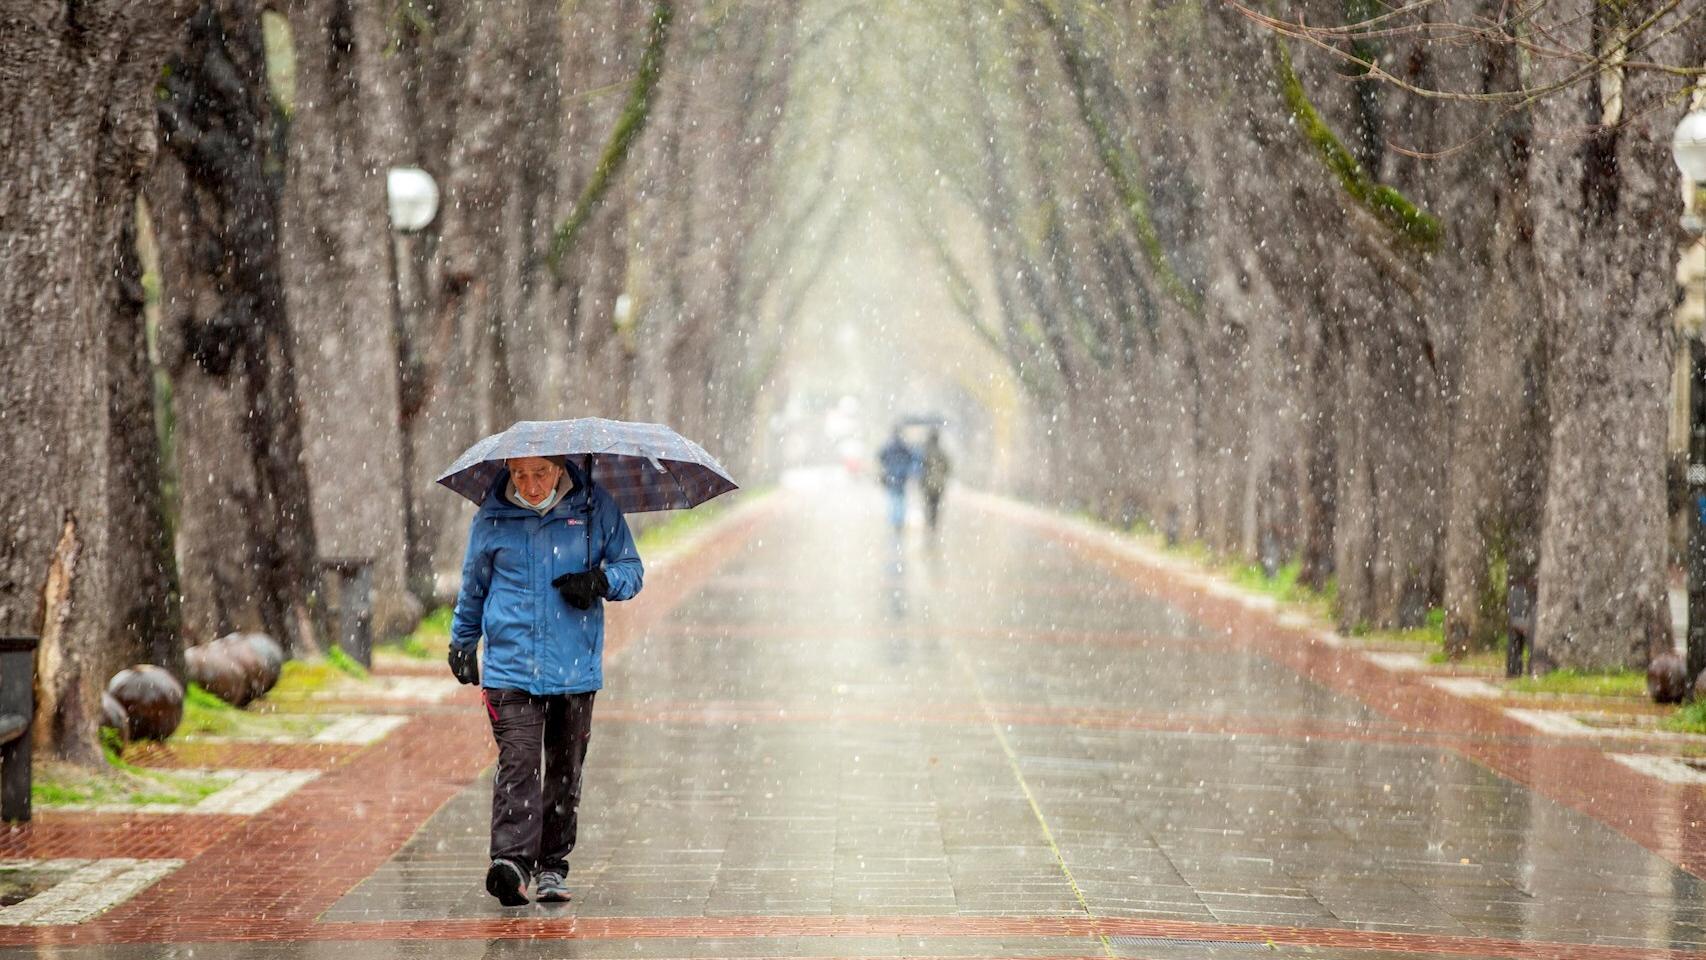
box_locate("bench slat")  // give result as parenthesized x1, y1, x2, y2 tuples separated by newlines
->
(0, 715, 28, 746)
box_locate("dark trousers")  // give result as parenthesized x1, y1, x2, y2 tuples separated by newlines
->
(483, 688, 595, 876)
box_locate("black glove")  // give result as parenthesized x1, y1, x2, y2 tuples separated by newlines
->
(448, 646, 480, 685)
(551, 568, 609, 610)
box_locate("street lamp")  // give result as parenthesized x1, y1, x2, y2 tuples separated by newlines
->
(383, 165, 439, 604)
(386, 166, 440, 232)
(1672, 110, 1706, 686)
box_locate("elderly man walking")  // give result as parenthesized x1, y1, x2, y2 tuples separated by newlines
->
(447, 454, 643, 906)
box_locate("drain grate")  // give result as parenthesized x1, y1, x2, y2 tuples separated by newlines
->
(1108, 935, 1270, 950)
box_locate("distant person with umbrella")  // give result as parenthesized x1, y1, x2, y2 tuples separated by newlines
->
(877, 429, 916, 531)
(438, 419, 737, 907)
(919, 428, 951, 533)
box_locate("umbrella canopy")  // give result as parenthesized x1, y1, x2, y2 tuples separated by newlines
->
(896, 414, 948, 428)
(436, 418, 738, 513)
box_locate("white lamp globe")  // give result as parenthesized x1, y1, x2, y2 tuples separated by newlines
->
(1674, 111, 1706, 182)
(386, 166, 440, 232)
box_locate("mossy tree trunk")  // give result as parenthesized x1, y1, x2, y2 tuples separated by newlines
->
(152, 0, 324, 658)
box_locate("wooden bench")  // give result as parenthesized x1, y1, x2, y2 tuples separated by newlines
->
(0, 637, 35, 821)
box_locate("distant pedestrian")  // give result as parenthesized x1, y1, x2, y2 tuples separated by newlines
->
(877, 430, 916, 531)
(447, 454, 644, 907)
(919, 429, 951, 532)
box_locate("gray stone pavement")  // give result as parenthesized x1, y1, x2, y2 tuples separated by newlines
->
(10, 480, 1706, 958)
(327, 482, 1706, 947)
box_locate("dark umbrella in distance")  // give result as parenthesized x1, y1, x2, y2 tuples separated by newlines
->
(436, 418, 738, 513)
(896, 414, 948, 429)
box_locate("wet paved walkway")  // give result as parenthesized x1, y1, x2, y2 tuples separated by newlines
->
(7, 477, 1706, 959)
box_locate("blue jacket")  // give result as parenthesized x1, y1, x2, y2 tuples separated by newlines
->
(878, 439, 916, 491)
(449, 464, 644, 694)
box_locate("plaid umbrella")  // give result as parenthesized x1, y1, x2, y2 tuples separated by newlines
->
(436, 418, 738, 513)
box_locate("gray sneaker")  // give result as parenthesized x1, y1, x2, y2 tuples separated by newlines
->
(535, 870, 571, 903)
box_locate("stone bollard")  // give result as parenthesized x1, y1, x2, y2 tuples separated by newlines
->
(215, 634, 270, 706)
(237, 633, 285, 695)
(1648, 652, 1690, 704)
(106, 665, 184, 741)
(185, 642, 251, 707)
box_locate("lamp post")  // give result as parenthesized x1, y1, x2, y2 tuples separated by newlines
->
(384, 166, 440, 604)
(1672, 111, 1706, 685)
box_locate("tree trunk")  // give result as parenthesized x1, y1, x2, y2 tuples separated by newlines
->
(398, 0, 525, 594)
(0, 0, 193, 762)
(152, 0, 324, 657)
(1529, 0, 1697, 670)
(280, 0, 417, 640)
(108, 207, 185, 679)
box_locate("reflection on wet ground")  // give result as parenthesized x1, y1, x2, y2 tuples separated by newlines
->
(9, 479, 1706, 958)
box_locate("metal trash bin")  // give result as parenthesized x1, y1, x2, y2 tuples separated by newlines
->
(319, 557, 375, 668)
(0, 637, 37, 821)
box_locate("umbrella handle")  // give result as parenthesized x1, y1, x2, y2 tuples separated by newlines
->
(584, 454, 595, 575)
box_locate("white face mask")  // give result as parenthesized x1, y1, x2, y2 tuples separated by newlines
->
(518, 487, 559, 511)
(508, 477, 564, 514)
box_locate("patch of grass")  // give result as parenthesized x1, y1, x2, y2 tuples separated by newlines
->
(380, 606, 451, 660)
(178, 682, 240, 737)
(1230, 561, 1306, 601)
(172, 683, 327, 740)
(326, 644, 369, 679)
(100, 726, 126, 765)
(634, 500, 727, 556)
(32, 759, 232, 808)
(267, 658, 348, 701)
(1162, 538, 1216, 565)
(1427, 649, 1505, 671)
(1508, 669, 1647, 699)
(1226, 560, 1340, 623)
(1666, 700, 1706, 735)
(1364, 609, 1446, 650)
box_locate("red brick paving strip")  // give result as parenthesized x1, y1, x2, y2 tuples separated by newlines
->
(122, 740, 363, 771)
(14, 912, 1702, 960)
(0, 813, 245, 861)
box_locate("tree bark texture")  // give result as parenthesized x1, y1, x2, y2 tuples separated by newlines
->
(0, 0, 194, 761)
(1529, 0, 1699, 670)
(280, 0, 417, 639)
(152, 0, 324, 657)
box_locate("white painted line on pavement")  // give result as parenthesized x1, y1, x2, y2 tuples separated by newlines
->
(1501, 708, 1688, 740)
(1504, 708, 1598, 736)
(195, 769, 319, 814)
(314, 675, 457, 703)
(309, 714, 409, 744)
(183, 713, 408, 745)
(0, 858, 183, 925)
(1611, 753, 1706, 785)
(1363, 651, 1430, 672)
(49, 769, 320, 816)
(1426, 677, 1505, 699)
